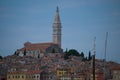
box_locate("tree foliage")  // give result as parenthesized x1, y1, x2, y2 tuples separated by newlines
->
(81, 52, 84, 58)
(23, 49, 26, 56)
(88, 51, 92, 61)
(14, 51, 17, 55)
(0, 55, 3, 59)
(52, 48, 55, 53)
(14, 51, 19, 56)
(64, 49, 80, 59)
(64, 49, 93, 62)
(64, 48, 68, 53)
(67, 49, 80, 56)
(38, 54, 40, 58)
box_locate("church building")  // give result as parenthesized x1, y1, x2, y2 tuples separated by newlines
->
(16, 7, 62, 58)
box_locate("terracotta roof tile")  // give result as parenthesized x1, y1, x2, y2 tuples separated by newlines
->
(18, 42, 58, 53)
(111, 65, 120, 70)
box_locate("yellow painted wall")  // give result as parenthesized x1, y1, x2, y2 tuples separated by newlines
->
(57, 69, 67, 77)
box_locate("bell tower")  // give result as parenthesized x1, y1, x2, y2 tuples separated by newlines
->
(53, 6, 62, 48)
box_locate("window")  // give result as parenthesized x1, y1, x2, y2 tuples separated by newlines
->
(37, 76, 39, 78)
(22, 76, 24, 78)
(59, 72, 61, 74)
(8, 76, 10, 79)
(34, 75, 35, 78)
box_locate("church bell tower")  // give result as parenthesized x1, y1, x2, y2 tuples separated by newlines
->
(53, 6, 62, 48)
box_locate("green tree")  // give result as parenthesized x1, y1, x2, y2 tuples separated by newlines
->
(14, 51, 17, 55)
(38, 54, 40, 58)
(0, 55, 2, 59)
(82, 56, 88, 61)
(88, 51, 92, 61)
(85, 56, 88, 61)
(52, 48, 59, 53)
(81, 52, 84, 58)
(14, 50, 19, 56)
(23, 49, 26, 56)
(67, 49, 80, 56)
(52, 48, 55, 53)
(64, 48, 68, 53)
(64, 53, 69, 60)
(64, 49, 80, 60)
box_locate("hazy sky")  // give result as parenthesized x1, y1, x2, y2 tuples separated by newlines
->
(0, 0, 120, 63)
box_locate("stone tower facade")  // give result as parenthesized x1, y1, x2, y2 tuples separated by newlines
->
(53, 7, 62, 48)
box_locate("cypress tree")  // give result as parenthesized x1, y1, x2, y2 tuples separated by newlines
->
(23, 49, 26, 56)
(88, 51, 92, 61)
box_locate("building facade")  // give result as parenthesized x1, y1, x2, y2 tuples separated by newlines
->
(17, 42, 62, 58)
(111, 66, 120, 80)
(7, 70, 41, 80)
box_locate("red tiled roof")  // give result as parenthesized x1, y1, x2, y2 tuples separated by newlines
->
(111, 65, 120, 70)
(18, 42, 58, 53)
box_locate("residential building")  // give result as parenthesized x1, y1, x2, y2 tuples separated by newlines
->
(57, 68, 71, 80)
(90, 69, 104, 80)
(111, 65, 120, 80)
(7, 70, 41, 80)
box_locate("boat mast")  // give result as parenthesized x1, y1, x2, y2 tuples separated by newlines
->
(93, 37, 96, 80)
(104, 32, 108, 80)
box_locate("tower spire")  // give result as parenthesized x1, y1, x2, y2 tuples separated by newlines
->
(54, 6, 61, 24)
(53, 6, 62, 48)
(56, 6, 59, 12)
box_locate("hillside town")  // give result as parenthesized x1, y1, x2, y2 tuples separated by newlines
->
(0, 50, 120, 80)
(0, 6, 120, 80)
